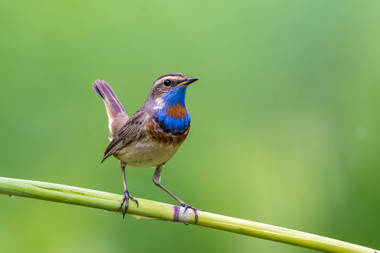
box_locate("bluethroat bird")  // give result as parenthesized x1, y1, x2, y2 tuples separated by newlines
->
(93, 73, 200, 221)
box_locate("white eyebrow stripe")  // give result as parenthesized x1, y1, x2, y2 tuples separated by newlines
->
(154, 75, 186, 86)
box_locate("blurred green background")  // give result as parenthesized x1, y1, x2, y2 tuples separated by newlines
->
(1, 0, 379, 252)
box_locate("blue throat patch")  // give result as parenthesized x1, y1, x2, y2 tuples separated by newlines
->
(155, 85, 190, 135)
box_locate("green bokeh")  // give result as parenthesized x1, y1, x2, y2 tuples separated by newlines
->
(1, 0, 379, 252)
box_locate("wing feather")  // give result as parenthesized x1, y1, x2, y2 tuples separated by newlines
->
(101, 110, 148, 163)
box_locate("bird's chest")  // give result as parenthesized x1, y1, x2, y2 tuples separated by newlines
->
(115, 119, 189, 168)
(115, 136, 180, 168)
(155, 104, 190, 135)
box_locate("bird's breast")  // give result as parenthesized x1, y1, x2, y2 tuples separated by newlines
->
(146, 120, 189, 146)
(155, 104, 190, 135)
(114, 119, 189, 168)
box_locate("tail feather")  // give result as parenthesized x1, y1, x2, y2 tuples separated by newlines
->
(93, 79, 128, 137)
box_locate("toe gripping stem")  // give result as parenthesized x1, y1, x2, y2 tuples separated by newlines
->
(119, 190, 139, 218)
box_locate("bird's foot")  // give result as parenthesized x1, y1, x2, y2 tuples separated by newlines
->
(119, 190, 139, 219)
(181, 203, 200, 223)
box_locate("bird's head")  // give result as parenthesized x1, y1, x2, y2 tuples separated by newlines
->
(147, 73, 198, 110)
(145, 73, 198, 134)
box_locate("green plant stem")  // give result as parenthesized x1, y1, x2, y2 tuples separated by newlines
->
(0, 177, 377, 253)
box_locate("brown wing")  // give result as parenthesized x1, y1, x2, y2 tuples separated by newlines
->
(101, 110, 148, 163)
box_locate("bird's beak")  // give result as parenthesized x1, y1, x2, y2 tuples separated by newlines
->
(177, 78, 199, 86)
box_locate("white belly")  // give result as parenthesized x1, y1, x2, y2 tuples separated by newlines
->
(115, 138, 180, 168)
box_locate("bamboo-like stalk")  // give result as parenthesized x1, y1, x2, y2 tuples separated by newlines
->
(0, 177, 377, 253)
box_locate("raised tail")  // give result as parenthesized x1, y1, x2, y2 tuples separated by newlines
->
(93, 79, 128, 137)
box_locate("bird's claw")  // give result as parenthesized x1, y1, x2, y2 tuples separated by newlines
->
(119, 190, 139, 218)
(181, 203, 200, 223)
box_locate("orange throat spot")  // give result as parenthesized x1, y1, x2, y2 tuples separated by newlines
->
(165, 104, 187, 119)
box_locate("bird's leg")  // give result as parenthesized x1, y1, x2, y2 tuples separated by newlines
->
(152, 164, 199, 223)
(119, 164, 138, 218)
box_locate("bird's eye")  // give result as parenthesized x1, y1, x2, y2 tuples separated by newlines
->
(164, 79, 171, 86)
